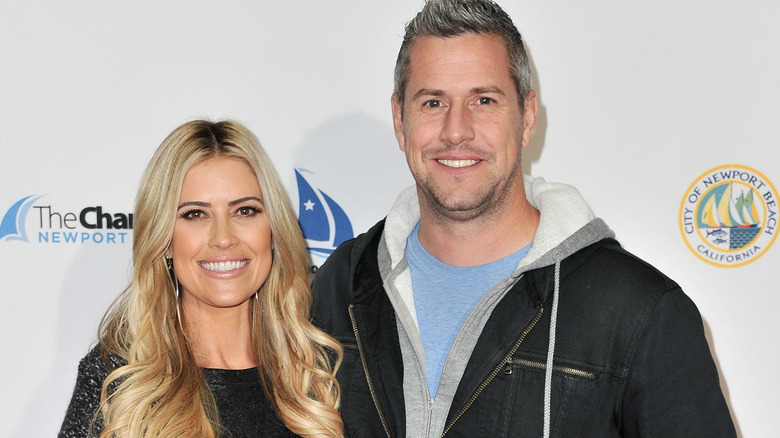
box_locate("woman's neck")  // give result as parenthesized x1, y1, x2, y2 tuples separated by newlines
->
(182, 300, 256, 370)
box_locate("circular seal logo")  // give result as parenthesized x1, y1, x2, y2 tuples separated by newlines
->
(680, 164, 778, 267)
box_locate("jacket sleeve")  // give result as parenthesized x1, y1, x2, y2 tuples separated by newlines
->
(620, 288, 736, 437)
(58, 349, 108, 438)
(311, 224, 376, 339)
(311, 242, 355, 336)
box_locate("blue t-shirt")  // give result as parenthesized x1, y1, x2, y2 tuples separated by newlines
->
(406, 222, 531, 398)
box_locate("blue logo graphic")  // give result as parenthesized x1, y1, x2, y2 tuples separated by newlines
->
(295, 169, 353, 258)
(0, 195, 45, 242)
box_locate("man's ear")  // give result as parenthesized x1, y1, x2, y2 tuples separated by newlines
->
(521, 90, 538, 149)
(391, 93, 406, 151)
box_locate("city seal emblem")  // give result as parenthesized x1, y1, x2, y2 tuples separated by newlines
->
(680, 164, 778, 267)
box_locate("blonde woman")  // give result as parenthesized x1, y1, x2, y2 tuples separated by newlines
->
(59, 120, 343, 437)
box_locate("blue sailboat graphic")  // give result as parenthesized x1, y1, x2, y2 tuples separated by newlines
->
(295, 169, 353, 257)
(0, 195, 45, 242)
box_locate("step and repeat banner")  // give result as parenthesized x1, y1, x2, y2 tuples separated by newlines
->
(1, 1, 776, 436)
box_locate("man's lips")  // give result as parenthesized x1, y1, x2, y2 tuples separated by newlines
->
(437, 158, 480, 168)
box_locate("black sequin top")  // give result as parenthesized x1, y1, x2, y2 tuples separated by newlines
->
(59, 346, 297, 438)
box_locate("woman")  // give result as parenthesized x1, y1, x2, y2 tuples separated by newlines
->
(59, 120, 343, 437)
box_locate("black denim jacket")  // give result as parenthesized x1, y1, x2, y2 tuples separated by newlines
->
(313, 220, 736, 437)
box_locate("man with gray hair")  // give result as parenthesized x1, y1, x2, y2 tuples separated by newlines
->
(313, 0, 736, 436)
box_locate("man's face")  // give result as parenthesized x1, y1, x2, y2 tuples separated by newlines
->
(392, 33, 537, 222)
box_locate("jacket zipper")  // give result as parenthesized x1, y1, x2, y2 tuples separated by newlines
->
(441, 307, 545, 437)
(505, 358, 596, 380)
(348, 304, 392, 438)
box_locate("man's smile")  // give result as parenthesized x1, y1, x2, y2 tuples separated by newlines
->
(437, 159, 480, 168)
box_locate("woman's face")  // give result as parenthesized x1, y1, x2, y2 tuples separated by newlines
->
(169, 156, 273, 316)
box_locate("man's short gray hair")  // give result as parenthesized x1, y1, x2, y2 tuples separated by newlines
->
(393, 0, 532, 112)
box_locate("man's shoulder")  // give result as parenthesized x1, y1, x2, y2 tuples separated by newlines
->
(314, 218, 386, 286)
(534, 239, 703, 367)
(564, 238, 682, 305)
(311, 219, 387, 331)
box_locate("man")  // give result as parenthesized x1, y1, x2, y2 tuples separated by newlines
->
(313, 0, 736, 436)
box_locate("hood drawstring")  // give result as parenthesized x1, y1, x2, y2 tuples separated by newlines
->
(543, 254, 562, 438)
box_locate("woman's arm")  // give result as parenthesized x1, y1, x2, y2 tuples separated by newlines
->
(58, 347, 109, 438)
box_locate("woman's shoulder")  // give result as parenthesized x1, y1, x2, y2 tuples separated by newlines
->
(79, 344, 126, 377)
(59, 344, 126, 438)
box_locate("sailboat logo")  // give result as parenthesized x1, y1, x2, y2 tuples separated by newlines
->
(680, 165, 778, 268)
(698, 183, 761, 248)
(295, 169, 354, 259)
(0, 195, 45, 242)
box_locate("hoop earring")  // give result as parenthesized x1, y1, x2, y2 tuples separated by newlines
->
(255, 291, 259, 301)
(165, 256, 180, 299)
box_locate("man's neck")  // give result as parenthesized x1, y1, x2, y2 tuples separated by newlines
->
(417, 196, 540, 267)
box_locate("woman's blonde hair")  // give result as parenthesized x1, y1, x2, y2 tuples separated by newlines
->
(97, 119, 343, 437)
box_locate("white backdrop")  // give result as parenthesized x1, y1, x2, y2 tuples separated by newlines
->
(1, 1, 777, 436)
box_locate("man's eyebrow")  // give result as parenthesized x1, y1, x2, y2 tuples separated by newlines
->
(471, 86, 506, 96)
(410, 86, 507, 101)
(410, 88, 445, 101)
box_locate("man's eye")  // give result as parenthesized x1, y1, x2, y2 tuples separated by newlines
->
(424, 100, 441, 108)
(477, 97, 494, 105)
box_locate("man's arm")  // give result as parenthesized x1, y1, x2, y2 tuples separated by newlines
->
(620, 288, 736, 436)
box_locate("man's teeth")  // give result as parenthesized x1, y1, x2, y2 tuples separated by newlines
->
(438, 159, 478, 168)
(200, 261, 248, 272)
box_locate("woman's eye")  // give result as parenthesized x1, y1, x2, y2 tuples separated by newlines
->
(236, 206, 260, 217)
(181, 209, 205, 220)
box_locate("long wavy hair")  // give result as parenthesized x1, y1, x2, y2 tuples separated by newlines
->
(96, 119, 343, 437)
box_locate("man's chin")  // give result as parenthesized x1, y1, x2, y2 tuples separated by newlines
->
(422, 191, 493, 222)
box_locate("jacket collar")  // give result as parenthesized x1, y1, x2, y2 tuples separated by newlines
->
(382, 175, 614, 274)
